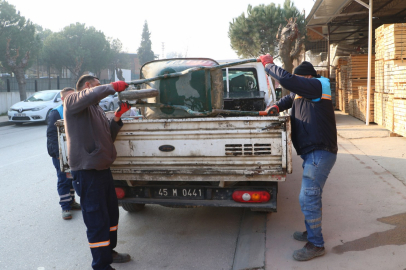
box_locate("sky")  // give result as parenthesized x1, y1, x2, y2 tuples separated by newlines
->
(7, 0, 316, 60)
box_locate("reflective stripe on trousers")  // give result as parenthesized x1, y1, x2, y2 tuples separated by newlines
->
(72, 169, 119, 270)
(52, 157, 74, 210)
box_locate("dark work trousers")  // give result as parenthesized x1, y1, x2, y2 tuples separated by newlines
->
(72, 169, 119, 270)
(52, 157, 75, 210)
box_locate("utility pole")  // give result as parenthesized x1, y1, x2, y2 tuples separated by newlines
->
(162, 42, 165, 59)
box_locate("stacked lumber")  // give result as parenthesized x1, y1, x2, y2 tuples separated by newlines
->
(384, 24, 406, 61)
(393, 60, 406, 99)
(349, 86, 374, 122)
(393, 99, 406, 136)
(375, 59, 385, 92)
(385, 94, 394, 131)
(347, 54, 375, 122)
(374, 92, 384, 125)
(375, 24, 390, 60)
(375, 23, 406, 136)
(337, 64, 349, 112)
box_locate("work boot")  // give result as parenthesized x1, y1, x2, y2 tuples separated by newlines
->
(293, 231, 308, 242)
(70, 201, 81, 210)
(62, 210, 72, 220)
(293, 242, 325, 261)
(112, 250, 131, 263)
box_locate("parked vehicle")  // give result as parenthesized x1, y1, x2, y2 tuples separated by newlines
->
(8, 90, 61, 125)
(57, 58, 291, 213)
(99, 93, 118, 111)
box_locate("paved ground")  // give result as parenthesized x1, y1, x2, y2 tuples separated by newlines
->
(266, 111, 406, 270)
(2, 111, 406, 269)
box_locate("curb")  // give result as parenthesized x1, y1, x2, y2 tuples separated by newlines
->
(0, 121, 14, 127)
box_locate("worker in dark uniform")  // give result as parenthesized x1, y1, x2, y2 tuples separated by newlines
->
(46, 87, 81, 220)
(64, 75, 131, 270)
(258, 54, 338, 261)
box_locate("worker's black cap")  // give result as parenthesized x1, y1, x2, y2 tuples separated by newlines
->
(293, 61, 318, 77)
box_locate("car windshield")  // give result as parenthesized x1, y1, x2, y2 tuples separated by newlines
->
(26, 91, 57, 102)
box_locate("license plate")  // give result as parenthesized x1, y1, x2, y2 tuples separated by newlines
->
(14, 113, 26, 117)
(153, 188, 204, 199)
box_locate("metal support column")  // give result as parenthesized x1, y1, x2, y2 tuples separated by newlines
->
(328, 24, 331, 79)
(366, 0, 373, 125)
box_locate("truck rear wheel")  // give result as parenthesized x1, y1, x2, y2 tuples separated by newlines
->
(121, 203, 145, 212)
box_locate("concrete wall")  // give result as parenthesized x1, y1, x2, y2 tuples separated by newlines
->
(0, 92, 35, 115)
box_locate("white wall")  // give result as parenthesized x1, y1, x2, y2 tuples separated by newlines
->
(115, 69, 131, 82)
(0, 92, 35, 114)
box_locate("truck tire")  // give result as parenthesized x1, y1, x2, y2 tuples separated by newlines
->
(121, 203, 145, 212)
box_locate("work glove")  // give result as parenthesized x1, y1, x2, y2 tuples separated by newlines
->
(110, 81, 129, 92)
(258, 54, 274, 67)
(266, 105, 279, 116)
(114, 101, 131, 118)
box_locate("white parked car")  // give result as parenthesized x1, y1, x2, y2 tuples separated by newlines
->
(8, 90, 62, 125)
(99, 93, 119, 111)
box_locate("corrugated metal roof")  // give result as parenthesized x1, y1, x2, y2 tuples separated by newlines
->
(306, 0, 406, 50)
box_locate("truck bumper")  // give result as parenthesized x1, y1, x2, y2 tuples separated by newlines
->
(115, 182, 278, 211)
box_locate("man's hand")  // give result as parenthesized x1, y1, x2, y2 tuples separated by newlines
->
(110, 81, 129, 92)
(114, 101, 131, 118)
(266, 105, 279, 116)
(258, 54, 274, 67)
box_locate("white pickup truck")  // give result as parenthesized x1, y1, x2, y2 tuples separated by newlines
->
(57, 58, 292, 213)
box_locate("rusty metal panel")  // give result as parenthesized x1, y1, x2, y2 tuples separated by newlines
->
(111, 116, 291, 182)
(55, 116, 292, 181)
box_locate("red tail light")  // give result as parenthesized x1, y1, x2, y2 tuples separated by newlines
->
(232, 190, 270, 203)
(115, 187, 125, 199)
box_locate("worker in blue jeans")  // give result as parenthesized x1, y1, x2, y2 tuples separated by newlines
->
(47, 87, 81, 220)
(258, 54, 338, 261)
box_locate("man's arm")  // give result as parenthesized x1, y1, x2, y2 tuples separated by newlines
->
(276, 92, 295, 112)
(46, 110, 61, 158)
(109, 101, 130, 142)
(64, 85, 116, 115)
(265, 64, 322, 100)
(110, 118, 123, 142)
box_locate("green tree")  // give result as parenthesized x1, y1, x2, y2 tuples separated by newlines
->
(0, 0, 41, 100)
(107, 38, 131, 81)
(42, 23, 112, 82)
(228, 0, 305, 71)
(137, 21, 155, 66)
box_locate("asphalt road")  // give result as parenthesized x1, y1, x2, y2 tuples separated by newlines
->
(0, 123, 266, 270)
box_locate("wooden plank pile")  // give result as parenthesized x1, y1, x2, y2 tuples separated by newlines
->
(355, 86, 375, 122)
(375, 23, 406, 137)
(335, 58, 348, 112)
(346, 54, 375, 122)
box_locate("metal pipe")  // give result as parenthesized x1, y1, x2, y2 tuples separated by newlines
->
(127, 59, 260, 86)
(136, 102, 268, 117)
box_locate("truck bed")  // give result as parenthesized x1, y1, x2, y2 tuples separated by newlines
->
(112, 116, 292, 185)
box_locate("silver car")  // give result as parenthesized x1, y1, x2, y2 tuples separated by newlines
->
(8, 90, 62, 125)
(99, 93, 119, 111)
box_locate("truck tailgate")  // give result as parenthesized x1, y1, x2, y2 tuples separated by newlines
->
(112, 116, 292, 182)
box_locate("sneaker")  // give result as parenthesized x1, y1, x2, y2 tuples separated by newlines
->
(293, 242, 325, 261)
(70, 201, 81, 210)
(293, 231, 308, 242)
(112, 250, 131, 263)
(62, 210, 72, 220)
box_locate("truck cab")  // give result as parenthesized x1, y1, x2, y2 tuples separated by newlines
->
(220, 60, 276, 111)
